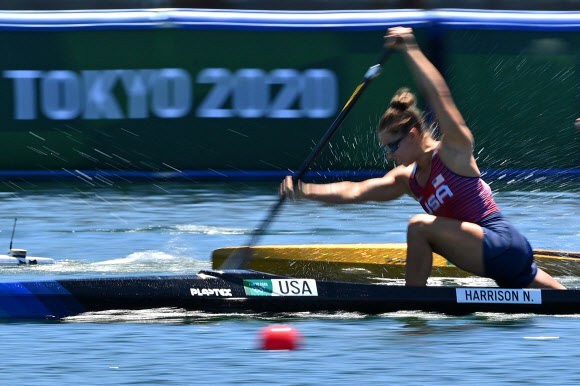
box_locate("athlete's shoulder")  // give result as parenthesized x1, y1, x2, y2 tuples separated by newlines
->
(381, 164, 415, 196)
(385, 164, 414, 179)
(437, 140, 480, 177)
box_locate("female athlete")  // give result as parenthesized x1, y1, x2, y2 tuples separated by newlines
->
(280, 27, 564, 289)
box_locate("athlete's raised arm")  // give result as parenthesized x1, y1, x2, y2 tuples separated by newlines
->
(385, 27, 475, 159)
(280, 165, 413, 204)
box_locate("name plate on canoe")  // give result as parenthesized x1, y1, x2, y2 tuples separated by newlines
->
(244, 279, 318, 297)
(456, 288, 542, 304)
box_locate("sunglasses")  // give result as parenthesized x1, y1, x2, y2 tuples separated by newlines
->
(381, 131, 409, 154)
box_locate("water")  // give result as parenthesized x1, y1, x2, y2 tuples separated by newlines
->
(0, 181, 579, 384)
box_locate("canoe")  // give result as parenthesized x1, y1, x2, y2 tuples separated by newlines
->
(1, 269, 578, 319)
(212, 244, 580, 282)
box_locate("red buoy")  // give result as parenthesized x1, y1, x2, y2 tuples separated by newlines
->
(259, 325, 303, 350)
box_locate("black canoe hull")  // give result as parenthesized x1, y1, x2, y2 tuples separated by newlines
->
(0, 270, 577, 319)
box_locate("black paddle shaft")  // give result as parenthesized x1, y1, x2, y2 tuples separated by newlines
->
(220, 46, 395, 270)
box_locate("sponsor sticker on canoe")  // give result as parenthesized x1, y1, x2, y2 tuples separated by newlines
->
(244, 279, 318, 297)
(190, 288, 232, 297)
(456, 288, 542, 304)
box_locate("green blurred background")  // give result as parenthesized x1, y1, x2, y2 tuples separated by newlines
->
(0, 10, 576, 179)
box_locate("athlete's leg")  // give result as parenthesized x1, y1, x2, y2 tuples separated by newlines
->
(406, 214, 486, 286)
(528, 268, 566, 289)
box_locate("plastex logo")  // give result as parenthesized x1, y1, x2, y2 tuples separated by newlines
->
(190, 288, 232, 297)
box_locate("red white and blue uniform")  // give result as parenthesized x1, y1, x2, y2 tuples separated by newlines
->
(409, 150, 500, 225)
(407, 149, 537, 288)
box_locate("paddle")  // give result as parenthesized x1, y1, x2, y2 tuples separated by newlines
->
(219, 44, 396, 270)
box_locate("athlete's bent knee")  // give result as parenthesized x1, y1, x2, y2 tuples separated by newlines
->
(407, 214, 433, 236)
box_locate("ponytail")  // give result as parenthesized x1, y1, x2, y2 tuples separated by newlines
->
(378, 88, 425, 136)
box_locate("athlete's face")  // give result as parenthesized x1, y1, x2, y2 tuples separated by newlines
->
(378, 128, 414, 165)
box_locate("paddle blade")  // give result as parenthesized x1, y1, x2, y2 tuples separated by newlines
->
(218, 247, 254, 270)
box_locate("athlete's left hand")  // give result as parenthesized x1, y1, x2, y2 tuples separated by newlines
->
(279, 176, 305, 201)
